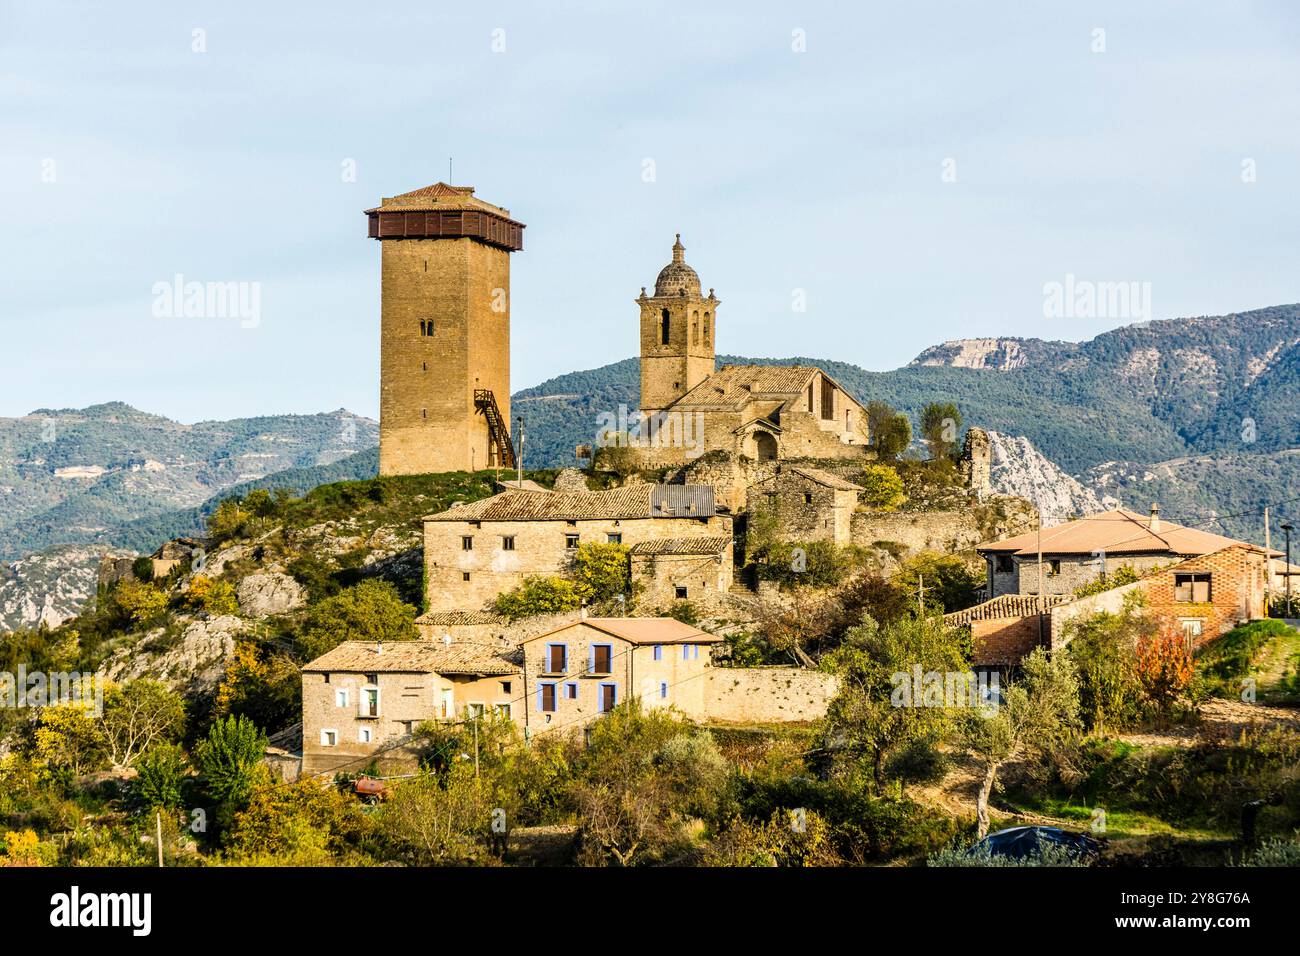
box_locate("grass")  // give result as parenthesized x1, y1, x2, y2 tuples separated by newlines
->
(1195, 619, 1300, 701)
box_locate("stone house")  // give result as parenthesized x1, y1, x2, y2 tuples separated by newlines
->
(300, 640, 521, 775)
(747, 466, 863, 544)
(421, 484, 731, 614)
(518, 617, 722, 735)
(977, 505, 1272, 599)
(628, 535, 734, 610)
(948, 543, 1271, 666)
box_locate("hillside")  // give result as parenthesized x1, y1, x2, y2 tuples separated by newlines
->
(0, 403, 378, 560)
(512, 305, 1300, 534)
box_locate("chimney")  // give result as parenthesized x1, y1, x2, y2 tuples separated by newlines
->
(376, 641, 383, 656)
(1149, 502, 1161, 533)
(443, 633, 452, 646)
(580, 604, 588, 620)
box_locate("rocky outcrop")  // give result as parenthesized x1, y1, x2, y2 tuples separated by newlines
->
(986, 431, 1117, 526)
(553, 468, 589, 493)
(0, 544, 132, 631)
(102, 615, 245, 697)
(236, 572, 307, 617)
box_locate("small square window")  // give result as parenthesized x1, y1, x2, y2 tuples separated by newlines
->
(500, 681, 512, 694)
(995, 555, 1014, 573)
(607, 533, 622, 544)
(321, 730, 337, 747)
(502, 535, 516, 551)
(466, 702, 486, 718)
(1048, 559, 1061, 576)
(565, 533, 580, 549)
(358, 727, 372, 744)
(565, 682, 578, 699)
(462, 571, 471, 582)
(494, 703, 512, 719)
(660, 681, 668, 700)
(653, 645, 662, 661)
(335, 689, 349, 708)
(462, 536, 474, 551)
(675, 586, 688, 600)
(804, 492, 813, 504)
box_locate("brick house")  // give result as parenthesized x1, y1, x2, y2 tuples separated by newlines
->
(300, 640, 521, 775)
(421, 484, 732, 614)
(747, 465, 863, 544)
(948, 544, 1271, 666)
(519, 617, 722, 735)
(978, 504, 1272, 599)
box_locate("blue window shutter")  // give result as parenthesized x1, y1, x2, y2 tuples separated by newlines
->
(588, 644, 595, 672)
(660, 681, 667, 699)
(537, 685, 543, 711)
(682, 644, 689, 660)
(654, 644, 662, 661)
(693, 644, 699, 659)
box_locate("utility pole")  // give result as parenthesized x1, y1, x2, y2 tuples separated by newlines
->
(1264, 507, 1273, 611)
(155, 811, 164, 867)
(516, 416, 525, 488)
(1283, 523, 1295, 617)
(473, 716, 480, 779)
(1036, 513, 1044, 596)
(916, 573, 926, 615)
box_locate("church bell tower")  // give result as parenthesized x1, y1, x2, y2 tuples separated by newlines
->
(637, 234, 718, 419)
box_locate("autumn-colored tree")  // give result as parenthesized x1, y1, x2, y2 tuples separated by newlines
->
(858, 464, 906, 510)
(115, 579, 168, 629)
(185, 576, 239, 616)
(1136, 626, 1195, 718)
(32, 704, 108, 774)
(571, 542, 631, 604)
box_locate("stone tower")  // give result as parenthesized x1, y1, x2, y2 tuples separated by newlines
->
(367, 183, 525, 476)
(961, 426, 992, 498)
(637, 235, 719, 420)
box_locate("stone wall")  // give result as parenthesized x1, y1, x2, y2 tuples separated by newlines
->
(630, 551, 733, 611)
(703, 667, 839, 723)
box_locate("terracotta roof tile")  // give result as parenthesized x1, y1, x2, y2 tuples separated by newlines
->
(978, 508, 1271, 557)
(671, 365, 819, 410)
(523, 617, 721, 646)
(628, 535, 732, 556)
(943, 594, 1070, 626)
(424, 484, 715, 522)
(303, 640, 518, 676)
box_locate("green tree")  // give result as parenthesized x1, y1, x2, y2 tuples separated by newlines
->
(133, 742, 188, 812)
(32, 705, 109, 774)
(298, 579, 419, 660)
(893, 552, 983, 614)
(379, 764, 494, 865)
(920, 402, 962, 460)
(874, 414, 912, 460)
(493, 575, 582, 620)
(115, 579, 168, 629)
(184, 575, 239, 616)
(822, 615, 968, 790)
(207, 498, 249, 542)
(195, 714, 268, 823)
(102, 679, 186, 770)
(865, 400, 899, 445)
(571, 542, 631, 604)
(858, 464, 906, 510)
(959, 647, 1080, 838)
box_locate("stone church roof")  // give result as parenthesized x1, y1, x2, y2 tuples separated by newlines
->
(424, 484, 716, 522)
(670, 364, 821, 411)
(654, 234, 702, 297)
(781, 466, 864, 492)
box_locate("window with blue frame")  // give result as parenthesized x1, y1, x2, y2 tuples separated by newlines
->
(538, 682, 557, 713)
(590, 643, 613, 674)
(545, 643, 567, 673)
(598, 682, 617, 713)
(653, 644, 662, 661)
(564, 682, 578, 699)
(659, 681, 668, 700)
(682, 644, 690, 660)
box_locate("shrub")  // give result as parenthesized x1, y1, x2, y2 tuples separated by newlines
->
(131, 556, 155, 583)
(893, 552, 983, 613)
(1073, 564, 1142, 598)
(195, 715, 268, 824)
(115, 579, 168, 629)
(1197, 619, 1296, 698)
(1244, 838, 1300, 867)
(184, 576, 239, 616)
(493, 576, 582, 620)
(298, 580, 419, 660)
(858, 464, 906, 510)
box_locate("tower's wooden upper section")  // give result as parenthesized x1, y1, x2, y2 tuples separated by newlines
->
(366, 183, 525, 250)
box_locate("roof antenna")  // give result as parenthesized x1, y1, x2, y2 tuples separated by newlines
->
(449, 156, 453, 183)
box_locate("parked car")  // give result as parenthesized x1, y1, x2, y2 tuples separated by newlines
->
(969, 825, 1105, 862)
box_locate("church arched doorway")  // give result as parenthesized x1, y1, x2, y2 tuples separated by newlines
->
(754, 431, 778, 462)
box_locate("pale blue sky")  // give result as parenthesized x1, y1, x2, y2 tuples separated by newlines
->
(3, 1, 1300, 422)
